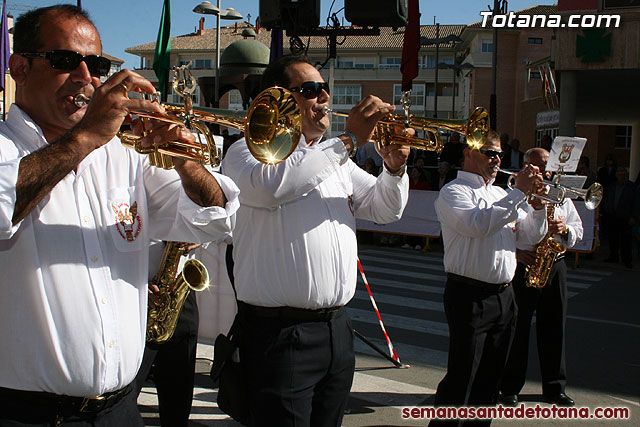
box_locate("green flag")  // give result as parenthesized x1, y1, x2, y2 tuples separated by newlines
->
(153, 0, 171, 99)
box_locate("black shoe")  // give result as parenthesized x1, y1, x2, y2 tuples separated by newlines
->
(501, 394, 518, 406)
(544, 392, 575, 407)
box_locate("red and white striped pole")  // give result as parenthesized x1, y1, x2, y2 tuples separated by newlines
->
(356, 259, 410, 369)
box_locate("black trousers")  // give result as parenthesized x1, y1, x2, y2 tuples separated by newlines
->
(430, 276, 517, 427)
(133, 291, 199, 427)
(0, 389, 142, 427)
(501, 259, 568, 396)
(608, 223, 633, 265)
(237, 305, 355, 427)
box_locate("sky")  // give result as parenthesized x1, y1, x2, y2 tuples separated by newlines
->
(4, 1, 552, 68)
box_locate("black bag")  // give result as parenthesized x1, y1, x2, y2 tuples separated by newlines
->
(210, 322, 249, 424)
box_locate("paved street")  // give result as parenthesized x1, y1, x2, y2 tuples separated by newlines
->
(138, 243, 640, 426)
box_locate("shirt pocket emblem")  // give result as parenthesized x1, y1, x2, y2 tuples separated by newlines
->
(111, 200, 142, 242)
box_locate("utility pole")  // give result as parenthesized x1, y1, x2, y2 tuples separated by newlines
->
(490, 0, 507, 131)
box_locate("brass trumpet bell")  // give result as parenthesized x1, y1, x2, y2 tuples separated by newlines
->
(118, 86, 302, 168)
(325, 106, 490, 153)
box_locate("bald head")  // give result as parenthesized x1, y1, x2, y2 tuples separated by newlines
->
(524, 147, 548, 163)
(523, 147, 549, 175)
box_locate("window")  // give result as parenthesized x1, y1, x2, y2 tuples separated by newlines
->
(380, 57, 401, 69)
(172, 87, 199, 105)
(528, 37, 543, 44)
(615, 125, 632, 149)
(336, 57, 374, 69)
(330, 112, 347, 134)
(536, 128, 558, 147)
(332, 85, 361, 107)
(228, 89, 243, 110)
(393, 84, 425, 107)
(439, 55, 454, 66)
(440, 83, 455, 97)
(194, 59, 212, 69)
(481, 40, 493, 53)
(424, 54, 454, 69)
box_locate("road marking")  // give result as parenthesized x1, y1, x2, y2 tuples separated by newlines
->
(354, 289, 444, 312)
(350, 371, 436, 407)
(348, 307, 449, 337)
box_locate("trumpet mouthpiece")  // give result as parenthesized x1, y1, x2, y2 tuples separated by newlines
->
(74, 93, 90, 108)
(318, 105, 332, 116)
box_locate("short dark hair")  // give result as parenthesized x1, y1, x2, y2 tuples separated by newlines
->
(261, 55, 314, 91)
(486, 130, 500, 145)
(13, 5, 96, 54)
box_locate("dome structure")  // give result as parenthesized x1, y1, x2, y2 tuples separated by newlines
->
(220, 38, 270, 76)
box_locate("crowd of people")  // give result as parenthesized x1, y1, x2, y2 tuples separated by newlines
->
(0, 4, 637, 427)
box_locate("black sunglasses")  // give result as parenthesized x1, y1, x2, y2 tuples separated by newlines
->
(289, 81, 330, 99)
(20, 50, 111, 77)
(478, 149, 504, 160)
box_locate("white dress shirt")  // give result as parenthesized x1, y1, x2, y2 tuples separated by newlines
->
(222, 134, 409, 309)
(0, 105, 239, 396)
(435, 171, 547, 284)
(516, 198, 583, 251)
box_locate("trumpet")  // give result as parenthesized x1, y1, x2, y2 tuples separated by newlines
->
(496, 168, 603, 210)
(79, 65, 302, 168)
(320, 106, 490, 152)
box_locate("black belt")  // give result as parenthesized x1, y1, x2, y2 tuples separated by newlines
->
(0, 382, 133, 414)
(238, 301, 344, 321)
(447, 273, 510, 292)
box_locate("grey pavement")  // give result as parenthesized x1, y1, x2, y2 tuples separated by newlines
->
(138, 241, 640, 426)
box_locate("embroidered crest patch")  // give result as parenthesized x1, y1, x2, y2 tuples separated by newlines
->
(112, 201, 142, 242)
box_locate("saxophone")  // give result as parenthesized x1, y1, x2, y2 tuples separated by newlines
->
(524, 204, 566, 289)
(147, 241, 210, 344)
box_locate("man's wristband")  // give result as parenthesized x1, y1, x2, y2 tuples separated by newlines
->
(341, 130, 358, 158)
(385, 162, 407, 177)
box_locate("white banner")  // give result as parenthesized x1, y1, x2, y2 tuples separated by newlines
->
(356, 190, 598, 253)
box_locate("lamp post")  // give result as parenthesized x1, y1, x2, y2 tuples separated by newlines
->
(421, 32, 462, 119)
(193, 1, 243, 107)
(438, 62, 473, 119)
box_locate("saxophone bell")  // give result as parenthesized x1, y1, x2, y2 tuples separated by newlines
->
(146, 242, 210, 344)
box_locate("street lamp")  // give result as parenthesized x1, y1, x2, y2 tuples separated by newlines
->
(438, 62, 473, 119)
(421, 31, 462, 118)
(193, 1, 243, 107)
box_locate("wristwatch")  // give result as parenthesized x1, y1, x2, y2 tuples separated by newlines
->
(340, 130, 358, 158)
(385, 162, 407, 177)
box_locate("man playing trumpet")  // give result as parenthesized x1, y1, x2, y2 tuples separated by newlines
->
(221, 54, 410, 427)
(0, 5, 238, 425)
(500, 148, 583, 407)
(431, 130, 547, 426)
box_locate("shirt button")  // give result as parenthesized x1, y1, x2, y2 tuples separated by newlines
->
(101, 297, 108, 304)
(108, 341, 114, 348)
(91, 256, 98, 262)
(83, 216, 90, 223)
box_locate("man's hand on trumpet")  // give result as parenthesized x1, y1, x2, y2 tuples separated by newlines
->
(74, 69, 164, 150)
(513, 163, 543, 197)
(342, 95, 411, 174)
(345, 95, 395, 147)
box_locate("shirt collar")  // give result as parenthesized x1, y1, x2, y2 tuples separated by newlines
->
(456, 170, 495, 188)
(6, 104, 49, 150)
